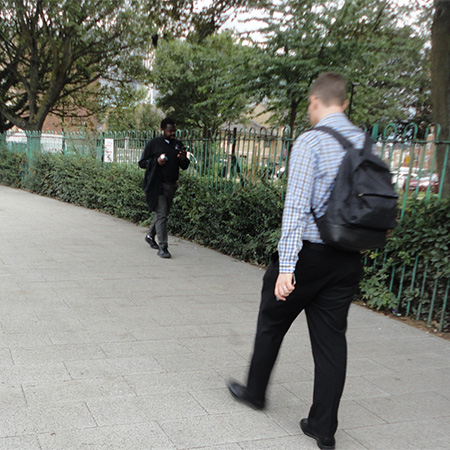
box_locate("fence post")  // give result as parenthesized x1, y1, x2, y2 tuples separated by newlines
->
(62, 129, 67, 154)
(98, 132, 106, 162)
(371, 123, 379, 142)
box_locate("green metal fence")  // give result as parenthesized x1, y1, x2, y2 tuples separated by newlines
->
(1, 124, 449, 330)
(4, 124, 447, 202)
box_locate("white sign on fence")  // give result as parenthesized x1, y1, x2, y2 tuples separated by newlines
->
(104, 138, 114, 163)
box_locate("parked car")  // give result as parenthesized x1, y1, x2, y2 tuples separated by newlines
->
(391, 168, 416, 190)
(275, 165, 286, 179)
(408, 173, 440, 193)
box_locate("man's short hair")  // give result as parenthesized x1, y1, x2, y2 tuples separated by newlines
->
(309, 72, 348, 106)
(161, 118, 175, 130)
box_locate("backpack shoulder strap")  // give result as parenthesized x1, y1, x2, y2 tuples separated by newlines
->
(312, 125, 354, 150)
(314, 126, 375, 155)
(309, 126, 356, 221)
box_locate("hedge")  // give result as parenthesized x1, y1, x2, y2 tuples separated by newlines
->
(359, 197, 450, 331)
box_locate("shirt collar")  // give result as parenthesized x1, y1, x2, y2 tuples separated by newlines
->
(316, 112, 348, 127)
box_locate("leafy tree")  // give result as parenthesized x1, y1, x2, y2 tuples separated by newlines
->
(0, 0, 257, 132)
(243, 0, 430, 132)
(431, 0, 450, 196)
(106, 89, 163, 132)
(188, 0, 264, 42)
(347, 25, 431, 131)
(0, 0, 159, 131)
(152, 32, 252, 130)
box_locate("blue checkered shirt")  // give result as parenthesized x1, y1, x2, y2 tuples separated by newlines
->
(278, 113, 366, 273)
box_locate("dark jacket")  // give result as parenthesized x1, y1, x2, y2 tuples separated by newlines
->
(138, 136, 190, 211)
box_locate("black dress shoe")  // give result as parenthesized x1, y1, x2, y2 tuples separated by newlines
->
(145, 234, 159, 249)
(300, 418, 335, 450)
(227, 381, 265, 410)
(157, 245, 171, 259)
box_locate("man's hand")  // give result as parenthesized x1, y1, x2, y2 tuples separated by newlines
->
(274, 273, 295, 301)
(158, 154, 167, 166)
(177, 149, 187, 160)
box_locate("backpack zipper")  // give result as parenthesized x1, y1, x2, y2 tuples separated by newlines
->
(358, 193, 398, 198)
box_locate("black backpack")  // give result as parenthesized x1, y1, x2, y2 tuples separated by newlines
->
(311, 126, 398, 252)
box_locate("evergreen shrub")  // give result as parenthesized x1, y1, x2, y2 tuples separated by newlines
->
(359, 197, 450, 331)
(169, 173, 282, 265)
(24, 152, 149, 223)
(0, 147, 27, 188)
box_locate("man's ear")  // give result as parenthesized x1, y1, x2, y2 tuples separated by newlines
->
(343, 99, 349, 110)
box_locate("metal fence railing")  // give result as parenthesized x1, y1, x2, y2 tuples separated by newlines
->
(2, 124, 448, 203)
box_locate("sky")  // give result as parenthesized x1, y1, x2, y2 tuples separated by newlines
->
(200, 0, 433, 38)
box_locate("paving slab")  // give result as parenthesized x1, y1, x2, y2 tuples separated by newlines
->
(1, 185, 450, 449)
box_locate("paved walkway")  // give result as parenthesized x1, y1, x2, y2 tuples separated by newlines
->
(1, 185, 449, 450)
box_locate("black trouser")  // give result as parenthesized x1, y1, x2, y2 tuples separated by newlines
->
(149, 181, 178, 247)
(246, 242, 362, 438)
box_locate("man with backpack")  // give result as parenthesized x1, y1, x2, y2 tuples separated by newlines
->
(227, 72, 396, 450)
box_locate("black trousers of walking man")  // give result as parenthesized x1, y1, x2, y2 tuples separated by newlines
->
(148, 181, 178, 248)
(246, 242, 362, 438)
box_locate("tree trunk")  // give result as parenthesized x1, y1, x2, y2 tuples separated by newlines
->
(288, 98, 299, 138)
(431, 0, 450, 197)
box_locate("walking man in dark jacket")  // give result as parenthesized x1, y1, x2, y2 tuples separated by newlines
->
(138, 118, 190, 258)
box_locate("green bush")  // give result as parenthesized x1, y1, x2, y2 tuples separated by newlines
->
(0, 147, 27, 188)
(25, 152, 149, 223)
(169, 174, 282, 265)
(359, 197, 450, 331)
